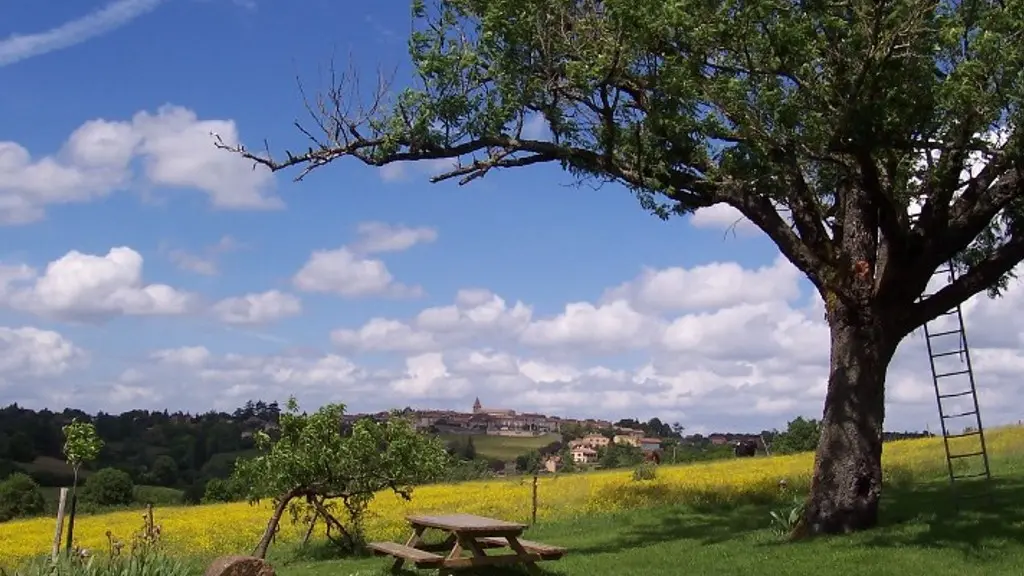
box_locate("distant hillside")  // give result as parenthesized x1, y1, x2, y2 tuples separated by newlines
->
(439, 433, 562, 461)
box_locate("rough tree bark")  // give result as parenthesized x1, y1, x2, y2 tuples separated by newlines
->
(802, 299, 898, 535)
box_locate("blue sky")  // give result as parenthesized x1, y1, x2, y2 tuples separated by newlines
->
(0, 0, 1020, 433)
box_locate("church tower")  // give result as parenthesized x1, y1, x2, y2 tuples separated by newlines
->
(472, 397, 482, 414)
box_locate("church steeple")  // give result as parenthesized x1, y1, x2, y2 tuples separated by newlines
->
(472, 397, 482, 413)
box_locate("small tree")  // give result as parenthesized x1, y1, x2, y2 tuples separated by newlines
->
(0, 472, 46, 521)
(62, 419, 103, 495)
(232, 397, 449, 559)
(61, 418, 103, 552)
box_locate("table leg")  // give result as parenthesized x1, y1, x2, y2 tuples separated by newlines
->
(391, 525, 427, 572)
(505, 535, 542, 575)
(437, 533, 464, 576)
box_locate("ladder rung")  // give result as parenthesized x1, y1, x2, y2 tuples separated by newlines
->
(927, 329, 962, 338)
(942, 411, 977, 420)
(939, 390, 974, 399)
(931, 349, 966, 358)
(935, 369, 971, 378)
(952, 472, 990, 480)
(945, 430, 980, 438)
(949, 450, 985, 459)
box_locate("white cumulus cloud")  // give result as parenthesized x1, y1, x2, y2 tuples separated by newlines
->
(0, 105, 280, 224)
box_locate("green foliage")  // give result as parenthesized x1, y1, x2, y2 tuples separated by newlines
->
(515, 451, 542, 474)
(769, 496, 807, 535)
(81, 468, 135, 507)
(144, 456, 177, 487)
(771, 417, 822, 455)
(443, 458, 495, 482)
(232, 397, 449, 553)
(7, 432, 37, 464)
(62, 420, 103, 490)
(444, 435, 477, 461)
(0, 472, 46, 521)
(632, 462, 657, 482)
(201, 477, 246, 503)
(599, 442, 645, 469)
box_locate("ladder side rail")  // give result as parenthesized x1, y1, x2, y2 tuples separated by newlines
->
(921, 302, 958, 487)
(945, 268, 994, 484)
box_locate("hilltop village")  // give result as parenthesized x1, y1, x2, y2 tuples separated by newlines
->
(338, 397, 771, 466)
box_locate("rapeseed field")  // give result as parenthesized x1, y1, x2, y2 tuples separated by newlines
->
(1, 426, 1020, 567)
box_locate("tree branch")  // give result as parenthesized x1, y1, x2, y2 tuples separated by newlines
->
(898, 231, 1024, 335)
(924, 168, 1022, 270)
(719, 181, 834, 292)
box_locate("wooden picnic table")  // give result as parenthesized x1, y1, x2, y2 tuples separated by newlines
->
(367, 513, 567, 574)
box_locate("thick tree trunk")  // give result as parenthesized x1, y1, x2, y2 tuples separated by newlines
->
(802, 305, 897, 535)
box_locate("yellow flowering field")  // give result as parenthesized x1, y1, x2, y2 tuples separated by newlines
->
(1, 426, 1020, 567)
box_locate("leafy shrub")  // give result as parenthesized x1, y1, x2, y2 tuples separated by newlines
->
(201, 478, 245, 503)
(632, 462, 657, 482)
(0, 473, 46, 521)
(81, 469, 134, 507)
(769, 496, 806, 535)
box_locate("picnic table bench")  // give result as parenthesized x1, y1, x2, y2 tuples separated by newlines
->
(367, 513, 567, 574)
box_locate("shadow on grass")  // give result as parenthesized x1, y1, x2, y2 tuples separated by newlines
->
(570, 476, 1024, 559)
(863, 476, 1024, 557)
(569, 501, 775, 557)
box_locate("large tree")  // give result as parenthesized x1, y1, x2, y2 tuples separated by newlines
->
(221, 0, 1024, 534)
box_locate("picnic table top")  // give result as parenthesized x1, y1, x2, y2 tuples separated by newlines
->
(406, 513, 527, 532)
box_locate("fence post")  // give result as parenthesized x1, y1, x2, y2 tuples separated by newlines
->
(51, 488, 69, 560)
(531, 472, 539, 525)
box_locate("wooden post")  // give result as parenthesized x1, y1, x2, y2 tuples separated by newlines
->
(531, 472, 539, 525)
(146, 504, 154, 537)
(64, 491, 78, 554)
(51, 488, 69, 560)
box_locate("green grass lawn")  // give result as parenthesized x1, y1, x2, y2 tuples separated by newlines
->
(439, 433, 561, 461)
(268, 472, 1024, 576)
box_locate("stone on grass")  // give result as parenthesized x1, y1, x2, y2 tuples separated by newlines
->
(204, 555, 276, 576)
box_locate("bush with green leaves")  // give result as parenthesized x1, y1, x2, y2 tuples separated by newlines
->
(232, 397, 449, 558)
(0, 472, 46, 521)
(81, 468, 134, 508)
(201, 477, 246, 503)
